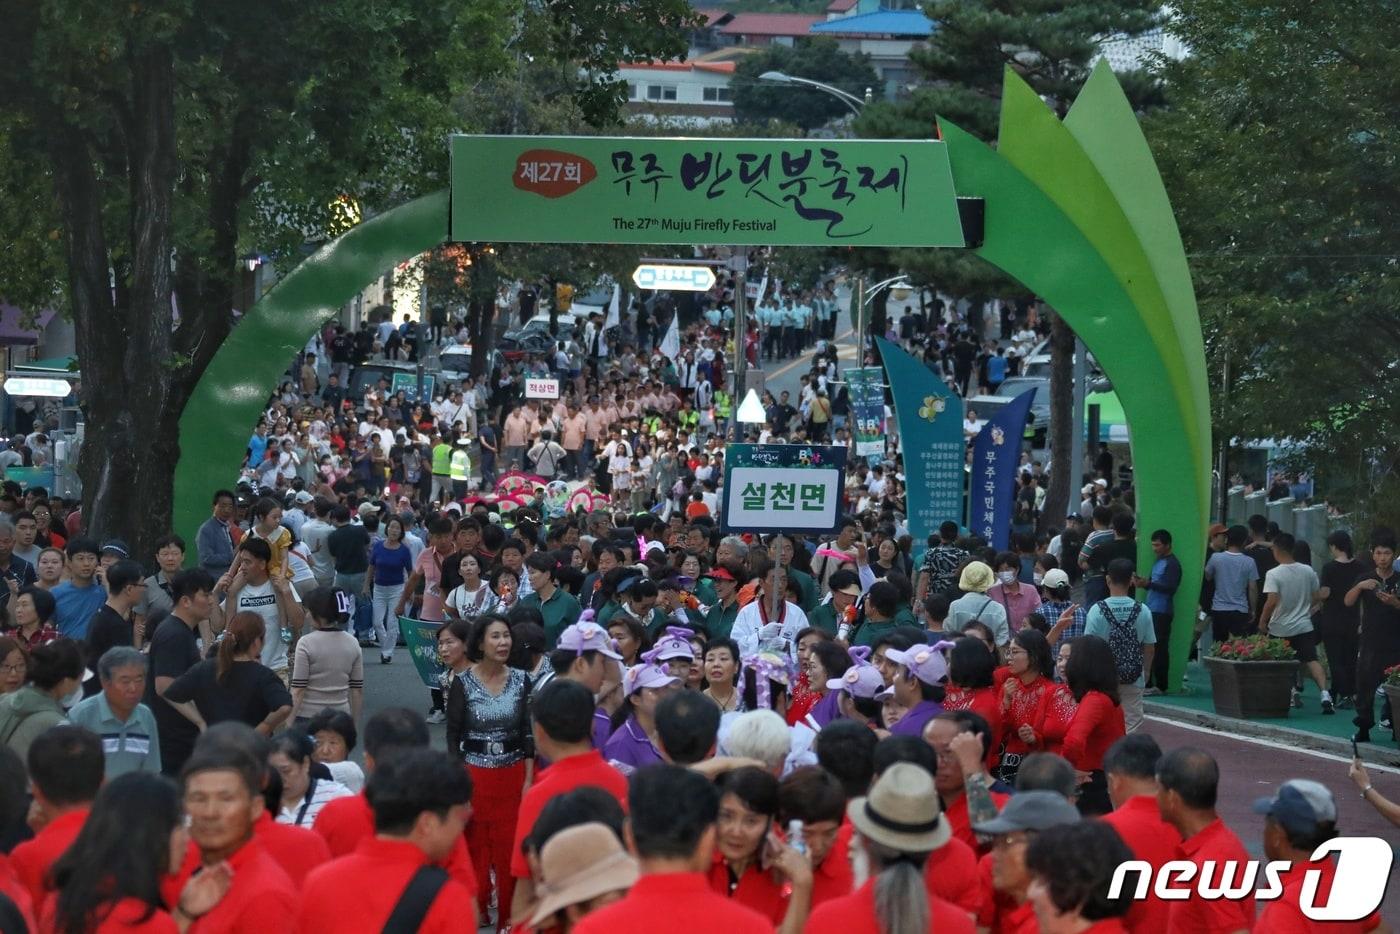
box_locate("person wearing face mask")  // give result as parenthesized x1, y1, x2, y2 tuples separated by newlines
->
(0, 638, 85, 761)
(986, 551, 1042, 637)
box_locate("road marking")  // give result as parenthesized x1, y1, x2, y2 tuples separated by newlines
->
(1146, 715, 1400, 775)
(762, 328, 856, 381)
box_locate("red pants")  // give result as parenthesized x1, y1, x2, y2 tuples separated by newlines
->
(467, 760, 526, 929)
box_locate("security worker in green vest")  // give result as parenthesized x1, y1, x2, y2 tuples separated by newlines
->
(714, 388, 732, 437)
(431, 433, 454, 503)
(677, 401, 699, 437)
(449, 437, 471, 501)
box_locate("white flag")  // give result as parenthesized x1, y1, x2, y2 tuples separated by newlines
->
(605, 283, 620, 329)
(659, 309, 680, 360)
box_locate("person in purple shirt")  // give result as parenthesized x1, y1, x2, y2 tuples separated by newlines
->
(544, 618, 624, 754)
(650, 626, 696, 686)
(885, 641, 953, 737)
(602, 656, 679, 775)
(829, 647, 887, 730)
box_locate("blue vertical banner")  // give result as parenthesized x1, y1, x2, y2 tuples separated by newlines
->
(876, 337, 964, 552)
(970, 390, 1035, 550)
(845, 366, 887, 465)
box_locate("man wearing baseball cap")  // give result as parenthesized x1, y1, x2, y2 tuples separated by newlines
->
(970, 791, 1082, 934)
(703, 562, 744, 641)
(509, 679, 630, 922)
(807, 570, 861, 640)
(547, 620, 624, 752)
(805, 763, 974, 933)
(885, 642, 950, 738)
(1253, 780, 1383, 932)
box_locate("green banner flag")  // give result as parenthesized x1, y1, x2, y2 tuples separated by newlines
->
(398, 616, 445, 689)
(450, 136, 965, 248)
(845, 367, 887, 461)
(877, 337, 964, 553)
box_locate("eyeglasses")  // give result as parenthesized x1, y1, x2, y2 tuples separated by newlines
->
(0, 663, 25, 674)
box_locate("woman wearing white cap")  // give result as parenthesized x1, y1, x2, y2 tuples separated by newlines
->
(804, 763, 974, 933)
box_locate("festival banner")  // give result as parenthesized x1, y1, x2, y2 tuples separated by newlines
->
(398, 616, 446, 689)
(721, 444, 848, 535)
(450, 136, 966, 248)
(845, 366, 887, 462)
(876, 337, 964, 553)
(969, 390, 1035, 550)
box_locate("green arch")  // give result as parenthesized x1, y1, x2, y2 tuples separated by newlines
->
(171, 190, 450, 550)
(174, 66, 1208, 688)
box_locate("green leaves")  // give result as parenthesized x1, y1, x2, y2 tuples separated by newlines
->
(731, 37, 880, 132)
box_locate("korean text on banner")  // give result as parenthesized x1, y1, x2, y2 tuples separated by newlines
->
(450, 136, 965, 249)
(845, 367, 886, 460)
(969, 389, 1035, 550)
(721, 444, 847, 535)
(398, 617, 446, 689)
(525, 378, 561, 399)
(876, 338, 964, 556)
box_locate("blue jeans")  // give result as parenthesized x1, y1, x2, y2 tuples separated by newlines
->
(334, 571, 370, 638)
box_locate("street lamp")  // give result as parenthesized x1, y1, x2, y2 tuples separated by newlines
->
(757, 71, 869, 118)
(853, 275, 911, 364)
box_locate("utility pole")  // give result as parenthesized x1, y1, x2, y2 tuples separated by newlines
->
(1068, 336, 1088, 499)
(730, 247, 749, 442)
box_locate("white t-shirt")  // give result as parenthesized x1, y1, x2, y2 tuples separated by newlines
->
(301, 519, 335, 584)
(1263, 562, 1319, 637)
(230, 580, 302, 672)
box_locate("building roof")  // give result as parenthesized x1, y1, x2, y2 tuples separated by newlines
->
(809, 8, 934, 37)
(623, 60, 737, 74)
(693, 8, 732, 27)
(720, 13, 826, 37)
(825, 0, 858, 11)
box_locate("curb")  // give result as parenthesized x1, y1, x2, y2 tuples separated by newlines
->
(1145, 700, 1400, 768)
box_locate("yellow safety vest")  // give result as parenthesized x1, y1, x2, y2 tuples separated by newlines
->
(450, 449, 471, 481)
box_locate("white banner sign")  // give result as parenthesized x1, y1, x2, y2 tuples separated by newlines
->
(722, 466, 842, 532)
(525, 378, 560, 399)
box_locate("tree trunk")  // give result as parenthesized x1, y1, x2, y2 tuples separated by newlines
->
(1042, 313, 1075, 533)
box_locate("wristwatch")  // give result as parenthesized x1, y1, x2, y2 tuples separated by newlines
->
(1360, 785, 1374, 799)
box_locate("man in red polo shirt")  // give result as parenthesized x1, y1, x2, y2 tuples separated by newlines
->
(179, 745, 299, 932)
(971, 791, 1083, 934)
(1155, 747, 1253, 934)
(314, 707, 478, 896)
(298, 748, 476, 932)
(509, 679, 629, 920)
(571, 765, 771, 934)
(10, 726, 102, 907)
(1101, 734, 1180, 932)
(925, 713, 1011, 853)
(1253, 780, 1385, 933)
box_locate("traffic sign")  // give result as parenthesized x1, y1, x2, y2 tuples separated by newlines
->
(632, 264, 716, 292)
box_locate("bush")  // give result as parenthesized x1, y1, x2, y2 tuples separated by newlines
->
(1207, 635, 1295, 662)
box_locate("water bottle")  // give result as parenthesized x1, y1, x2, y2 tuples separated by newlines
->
(787, 819, 806, 856)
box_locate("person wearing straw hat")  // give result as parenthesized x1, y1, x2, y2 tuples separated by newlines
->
(946, 562, 1010, 649)
(523, 823, 638, 933)
(805, 762, 975, 933)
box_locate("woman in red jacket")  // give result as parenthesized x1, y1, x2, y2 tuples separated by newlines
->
(1061, 635, 1125, 816)
(1029, 640, 1078, 758)
(996, 629, 1055, 785)
(942, 637, 1003, 770)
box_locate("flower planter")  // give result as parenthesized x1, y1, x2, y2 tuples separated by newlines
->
(1204, 656, 1298, 719)
(1385, 685, 1400, 743)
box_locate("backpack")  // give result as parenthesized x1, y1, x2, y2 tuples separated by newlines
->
(1096, 600, 1144, 684)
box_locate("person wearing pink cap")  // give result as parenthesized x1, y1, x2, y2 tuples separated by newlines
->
(548, 620, 625, 751)
(830, 647, 887, 730)
(651, 626, 697, 686)
(602, 656, 680, 775)
(885, 642, 951, 737)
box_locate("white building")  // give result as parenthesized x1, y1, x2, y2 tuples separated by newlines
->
(619, 61, 737, 126)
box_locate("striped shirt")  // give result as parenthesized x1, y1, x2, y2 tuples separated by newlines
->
(66, 694, 162, 778)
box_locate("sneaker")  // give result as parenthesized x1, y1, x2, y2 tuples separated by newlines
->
(1321, 697, 1335, 715)
(380, 653, 392, 665)
(1354, 728, 1372, 745)
(1290, 689, 1304, 709)
(1337, 697, 1355, 710)
(1143, 687, 1163, 697)
(1382, 715, 1393, 731)
(426, 709, 446, 725)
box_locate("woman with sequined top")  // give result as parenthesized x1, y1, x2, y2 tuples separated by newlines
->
(445, 614, 534, 930)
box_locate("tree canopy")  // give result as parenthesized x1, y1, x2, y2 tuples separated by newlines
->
(732, 37, 880, 132)
(1148, 0, 1400, 518)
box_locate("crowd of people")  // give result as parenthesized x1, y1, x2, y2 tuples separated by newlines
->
(0, 278, 1393, 931)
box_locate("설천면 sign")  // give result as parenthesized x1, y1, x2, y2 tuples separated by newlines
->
(525, 377, 560, 399)
(721, 444, 847, 535)
(450, 136, 966, 249)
